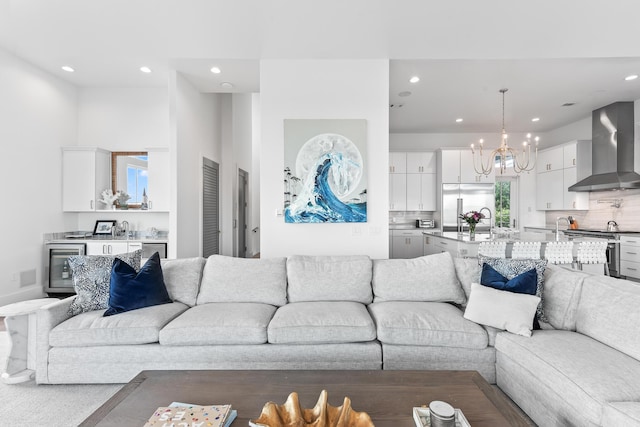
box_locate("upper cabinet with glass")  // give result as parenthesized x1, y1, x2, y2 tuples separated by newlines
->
(62, 147, 169, 212)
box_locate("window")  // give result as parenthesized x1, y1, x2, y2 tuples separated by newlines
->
(495, 177, 518, 228)
(126, 156, 148, 203)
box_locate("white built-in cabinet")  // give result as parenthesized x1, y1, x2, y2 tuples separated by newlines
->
(620, 235, 640, 280)
(389, 151, 436, 211)
(536, 140, 591, 211)
(62, 147, 111, 212)
(85, 241, 130, 255)
(147, 148, 170, 211)
(440, 149, 495, 183)
(391, 230, 424, 259)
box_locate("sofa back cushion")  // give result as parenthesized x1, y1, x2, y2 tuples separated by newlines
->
(197, 255, 287, 306)
(160, 257, 206, 307)
(286, 255, 373, 303)
(542, 264, 588, 331)
(372, 252, 466, 304)
(576, 274, 640, 362)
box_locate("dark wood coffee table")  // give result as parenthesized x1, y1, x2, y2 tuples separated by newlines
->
(80, 370, 533, 427)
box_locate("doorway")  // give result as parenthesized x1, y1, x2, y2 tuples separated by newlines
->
(237, 169, 248, 258)
(495, 176, 519, 229)
(202, 158, 220, 257)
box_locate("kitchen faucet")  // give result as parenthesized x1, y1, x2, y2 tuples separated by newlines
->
(121, 221, 130, 240)
(479, 207, 493, 237)
(555, 217, 570, 241)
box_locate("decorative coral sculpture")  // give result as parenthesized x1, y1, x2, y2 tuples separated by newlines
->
(250, 390, 374, 427)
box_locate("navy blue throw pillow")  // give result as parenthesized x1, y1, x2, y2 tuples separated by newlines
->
(104, 252, 172, 316)
(480, 263, 538, 295)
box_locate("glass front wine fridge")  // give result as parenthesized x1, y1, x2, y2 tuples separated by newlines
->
(44, 243, 85, 295)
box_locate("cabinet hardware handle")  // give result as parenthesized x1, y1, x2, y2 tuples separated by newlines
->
(573, 158, 576, 166)
(90, 200, 94, 210)
(628, 267, 638, 271)
(627, 252, 638, 255)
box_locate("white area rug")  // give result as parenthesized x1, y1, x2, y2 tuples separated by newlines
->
(0, 331, 122, 426)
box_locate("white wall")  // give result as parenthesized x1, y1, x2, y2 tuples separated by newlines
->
(74, 87, 170, 235)
(251, 93, 261, 256)
(0, 48, 77, 305)
(170, 72, 222, 258)
(260, 59, 389, 258)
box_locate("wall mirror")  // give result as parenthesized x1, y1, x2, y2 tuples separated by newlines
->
(111, 151, 148, 207)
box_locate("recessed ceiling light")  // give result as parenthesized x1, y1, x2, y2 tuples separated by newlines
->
(398, 91, 412, 97)
(61, 66, 74, 73)
(455, 118, 463, 123)
(220, 82, 234, 89)
(140, 66, 152, 73)
(562, 102, 576, 107)
(210, 67, 221, 74)
(531, 117, 540, 122)
(625, 74, 638, 81)
(409, 76, 420, 83)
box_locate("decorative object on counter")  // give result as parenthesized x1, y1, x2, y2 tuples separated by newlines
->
(470, 88, 539, 175)
(428, 400, 455, 427)
(115, 190, 131, 209)
(459, 210, 484, 240)
(141, 188, 149, 210)
(99, 189, 118, 210)
(93, 220, 117, 235)
(249, 390, 374, 427)
(413, 406, 470, 427)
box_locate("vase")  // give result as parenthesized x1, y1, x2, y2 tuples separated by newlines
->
(469, 224, 476, 241)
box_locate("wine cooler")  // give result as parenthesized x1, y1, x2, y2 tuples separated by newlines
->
(44, 243, 85, 295)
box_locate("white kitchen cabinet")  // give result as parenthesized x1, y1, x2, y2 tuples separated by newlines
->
(389, 152, 407, 173)
(406, 173, 436, 211)
(536, 169, 563, 210)
(391, 230, 424, 259)
(460, 150, 495, 183)
(536, 140, 591, 211)
(439, 149, 494, 183)
(563, 167, 589, 209)
(423, 234, 441, 256)
(406, 152, 436, 174)
(62, 147, 111, 212)
(147, 148, 170, 211)
(536, 146, 563, 173)
(620, 235, 640, 280)
(85, 241, 130, 256)
(389, 174, 407, 211)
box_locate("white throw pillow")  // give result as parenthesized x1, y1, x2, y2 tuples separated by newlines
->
(463, 282, 540, 337)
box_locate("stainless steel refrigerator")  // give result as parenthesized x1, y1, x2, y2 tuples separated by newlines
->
(441, 183, 495, 232)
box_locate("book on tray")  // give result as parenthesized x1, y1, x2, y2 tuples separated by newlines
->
(144, 403, 236, 427)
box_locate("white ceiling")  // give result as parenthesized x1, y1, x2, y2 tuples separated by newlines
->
(2, 0, 640, 134)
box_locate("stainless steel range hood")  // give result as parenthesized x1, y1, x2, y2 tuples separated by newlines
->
(569, 101, 640, 192)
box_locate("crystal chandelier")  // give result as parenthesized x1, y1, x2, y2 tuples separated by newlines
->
(470, 88, 539, 175)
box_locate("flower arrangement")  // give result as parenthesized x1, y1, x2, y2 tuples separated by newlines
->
(99, 189, 118, 208)
(459, 210, 485, 235)
(116, 190, 131, 208)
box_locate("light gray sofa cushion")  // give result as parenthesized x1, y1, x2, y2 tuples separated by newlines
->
(542, 264, 588, 331)
(372, 252, 466, 304)
(452, 256, 481, 301)
(286, 255, 373, 303)
(576, 275, 640, 362)
(160, 257, 206, 306)
(496, 330, 640, 425)
(368, 301, 487, 349)
(267, 301, 376, 344)
(602, 402, 640, 427)
(49, 302, 188, 347)
(197, 255, 287, 306)
(159, 303, 276, 345)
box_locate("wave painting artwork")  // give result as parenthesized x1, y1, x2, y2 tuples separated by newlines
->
(284, 128, 367, 223)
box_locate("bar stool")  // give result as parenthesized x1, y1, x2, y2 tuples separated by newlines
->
(478, 241, 507, 258)
(512, 241, 542, 259)
(577, 241, 609, 275)
(544, 241, 575, 265)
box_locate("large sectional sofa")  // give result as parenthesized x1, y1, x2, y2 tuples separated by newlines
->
(35, 252, 640, 426)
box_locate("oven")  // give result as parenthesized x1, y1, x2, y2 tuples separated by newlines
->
(562, 230, 620, 278)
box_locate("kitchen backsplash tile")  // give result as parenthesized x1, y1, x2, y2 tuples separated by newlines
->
(545, 189, 640, 231)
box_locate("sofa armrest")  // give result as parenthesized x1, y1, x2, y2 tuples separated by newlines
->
(35, 296, 75, 384)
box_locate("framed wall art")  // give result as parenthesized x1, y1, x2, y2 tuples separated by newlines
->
(283, 119, 367, 223)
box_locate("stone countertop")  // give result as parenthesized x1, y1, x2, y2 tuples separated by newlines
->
(421, 230, 607, 244)
(44, 231, 167, 244)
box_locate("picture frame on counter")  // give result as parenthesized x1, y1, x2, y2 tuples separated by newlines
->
(93, 220, 116, 235)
